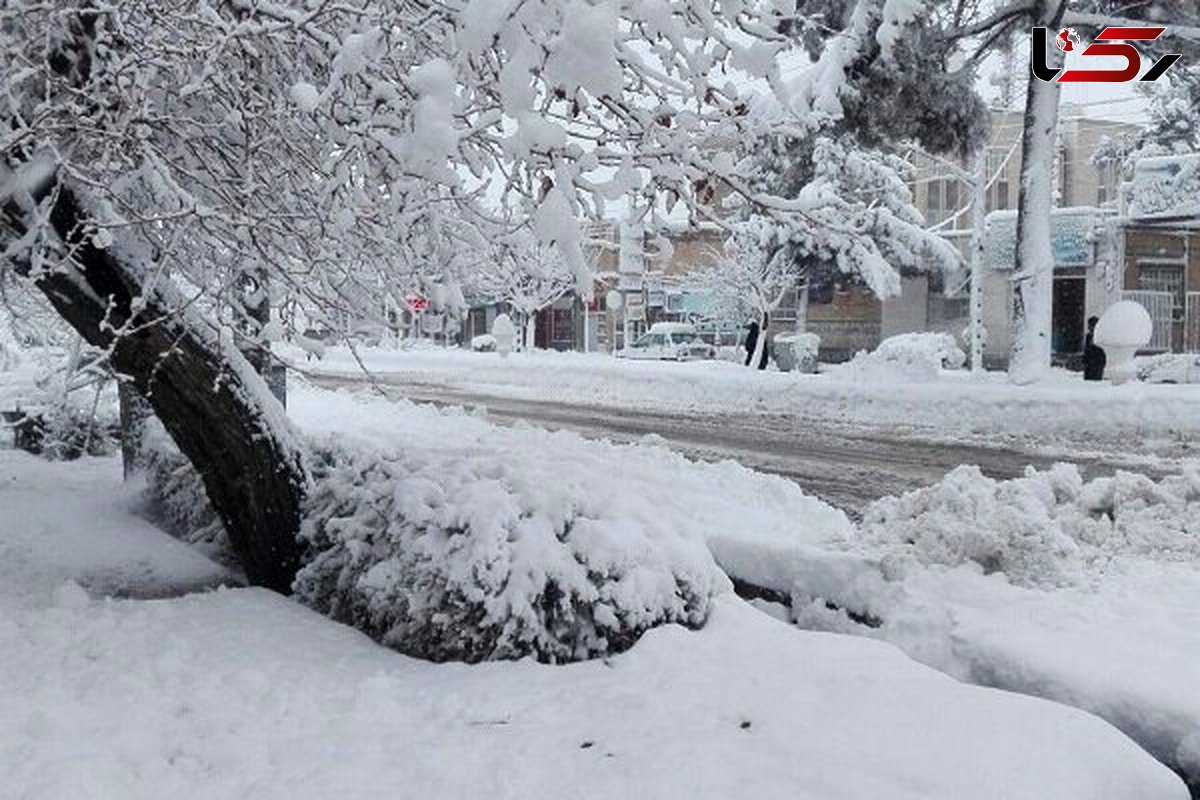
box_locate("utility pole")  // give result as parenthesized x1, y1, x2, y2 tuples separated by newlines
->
(967, 149, 989, 373)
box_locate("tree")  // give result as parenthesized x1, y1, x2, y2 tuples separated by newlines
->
(786, 0, 1200, 382)
(3, 2, 942, 592)
(468, 236, 574, 350)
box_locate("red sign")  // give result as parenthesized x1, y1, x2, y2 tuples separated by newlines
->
(407, 295, 429, 312)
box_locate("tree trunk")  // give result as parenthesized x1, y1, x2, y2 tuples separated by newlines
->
(751, 309, 769, 370)
(118, 381, 152, 480)
(968, 148, 989, 373)
(524, 313, 537, 351)
(7, 177, 306, 592)
(1010, 1, 1068, 384)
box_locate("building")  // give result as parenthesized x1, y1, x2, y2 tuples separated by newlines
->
(1120, 154, 1200, 353)
(879, 107, 1145, 367)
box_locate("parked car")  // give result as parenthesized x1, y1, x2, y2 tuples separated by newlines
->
(618, 322, 716, 361)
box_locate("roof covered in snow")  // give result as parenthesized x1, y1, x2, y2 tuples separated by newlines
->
(1126, 154, 1200, 223)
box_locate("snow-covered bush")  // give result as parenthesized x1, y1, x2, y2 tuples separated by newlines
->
(860, 462, 1200, 587)
(138, 411, 723, 663)
(842, 332, 966, 382)
(470, 334, 497, 352)
(0, 342, 119, 459)
(872, 332, 967, 371)
(294, 440, 721, 663)
(773, 333, 820, 373)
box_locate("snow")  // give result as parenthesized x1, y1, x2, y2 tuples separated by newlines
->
(779, 462, 1200, 789)
(1096, 300, 1154, 349)
(0, 451, 233, 609)
(293, 433, 724, 663)
(1008, 60, 1062, 385)
(286, 345, 1200, 447)
(861, 462, 1200, 587)
(0, 443, 1189, 799)
(1137, 353, 1200, 385)
(842, 332, 966, 381)
(1128, 154, 1200, 221)
(289, 82, 320, 113)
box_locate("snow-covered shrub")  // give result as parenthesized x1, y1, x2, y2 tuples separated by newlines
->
(0, 348, 119, 459)
(773, 333, 820, 373)
(872, 332, 966, 371)
(138, 418, 234, 565)
(470, 333, 497, 352)
(842, 332, 966, 382)
(31, 404, 119, 460)
(860, 462, 1200, 587)
(294, 440, 721, 664)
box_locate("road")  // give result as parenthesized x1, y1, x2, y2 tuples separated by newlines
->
(313, 374, 1174, 517)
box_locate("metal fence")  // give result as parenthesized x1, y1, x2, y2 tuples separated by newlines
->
(1188, 293, 1200, 353)
(1122, 290, 1174, 351)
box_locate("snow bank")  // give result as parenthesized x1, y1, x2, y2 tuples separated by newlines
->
(282, 345, 1200, 446)
(0, 456, 1188, 800)
(1137, 353, 1200, 385)
(859, 462, 1200, 588)
(763, 463, 1200, 791)
(0, 451, 232, 608)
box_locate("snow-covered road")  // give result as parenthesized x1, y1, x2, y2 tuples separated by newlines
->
(312, 374, 1179, 515)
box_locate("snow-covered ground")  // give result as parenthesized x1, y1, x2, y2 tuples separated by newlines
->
(733, 462, 1200, 790)
(286, 345, 1200, 448)
(0, 385, 1191, 799)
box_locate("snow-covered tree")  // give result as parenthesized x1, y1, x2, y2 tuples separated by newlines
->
(695, 218, 798, 367)
(468, 236, 574, 350)
(747, 135, 962, 300)
(1, 1, 919, 594)
(10, 0, 1194, 608)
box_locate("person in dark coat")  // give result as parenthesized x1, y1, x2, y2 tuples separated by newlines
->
(1082, 315, 1106, 381)
(743, 314, 770, 369)
(743, 320, 760, 367)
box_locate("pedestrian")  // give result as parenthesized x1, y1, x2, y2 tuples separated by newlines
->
(743, 314, 770, 370)
(743, 319, 759, 367)
(1083, 315, 1106, 381)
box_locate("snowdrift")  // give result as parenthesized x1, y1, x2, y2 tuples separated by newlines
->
(860, 462, 1200, 587)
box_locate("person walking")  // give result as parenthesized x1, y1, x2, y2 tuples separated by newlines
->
(1082, 315, 1106, 381)
(743, 314, 770, 370)
(743, 319, 760, 367)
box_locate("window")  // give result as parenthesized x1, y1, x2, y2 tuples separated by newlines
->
(1057, 147, 1072, 206)
(1096, 162, 1118, 206)
(927, 178, 961, 226)
(1138, 263, 1186, 321)
(988, 149, 1010, 211)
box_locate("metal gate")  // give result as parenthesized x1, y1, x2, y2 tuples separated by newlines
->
(1188, 293, 1200, 352)
(1122, 290, 1174, 352)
